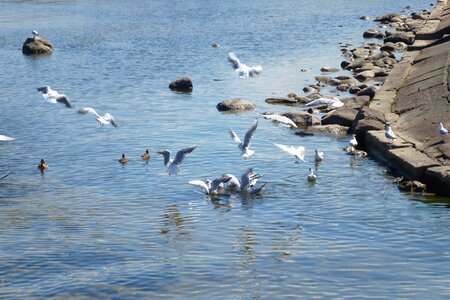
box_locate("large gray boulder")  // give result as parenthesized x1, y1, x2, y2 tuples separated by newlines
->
(216, 98, 255, 112)
(22, 37, 53, 55)
(304, 124, 349, 135)
(384, 32, 415, 45)
(169, 77, 193, 92)
(321, 108, 359, 127)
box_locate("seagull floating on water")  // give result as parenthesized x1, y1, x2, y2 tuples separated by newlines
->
(37, 86, 72, 108)
(0, 135, 15, 142)
(156, 145, 197, 175)
(189, 175, 232, 195)
(78, 107, 118, 127)
(315, 149, 324, 162)
(261, 113, 298, 128)
(274, 143, 306, 164)
(222, 168, 264, 193)
(227, 52, 262, 78)
(384, 124, 396, 146)
(229, 119, 258, 159)
(307, 168, 317, 182)
(349, 134, 358, 147)
(438, 122, 448, 141)
(305, 97, 343, 109)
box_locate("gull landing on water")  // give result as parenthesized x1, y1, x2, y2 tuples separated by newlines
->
(156, 145, 197, 175)
(261, 113, 298, 128)
(37, 86, 72, 108)
(274, 143, 306, 164)
(0, 135, 15, 142)
(227, 52, 262, 78)
(189, 175, 232, 195)
(78, 107, 118, 127)
(229, 119, 258, 159)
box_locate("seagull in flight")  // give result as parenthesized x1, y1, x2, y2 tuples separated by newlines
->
(189, 175, 232, 195)
(438, 122, 448, 141)
(274, 143, 306, 164)
(0, 135, 15, 142)
(228, 52, 262, 78)
(261, 113, 298, 128)
(156, 145, 197, 175)
(78, 107, 118, 127)
(305, 97, 343, 108)
(229, 119, 258, 159)
(37, 86, 72, 108)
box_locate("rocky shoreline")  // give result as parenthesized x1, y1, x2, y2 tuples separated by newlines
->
(261, 1, 450, 196)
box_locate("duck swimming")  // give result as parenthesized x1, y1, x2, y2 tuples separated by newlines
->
(38, 159, 48, 170)
(119, 153, 128, 164)
(141, 149, 151, 160)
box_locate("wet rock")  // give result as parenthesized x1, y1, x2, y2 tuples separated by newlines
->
(384, 31, 415, 45)
(314, 76, 334, 85)
(320, 66, 340, 72)
(265, 97, 299, 105)
(363, 29, 385, 39)
(216, 98, 255, 112)
(321, 107, 359, 127)
(304, 124, 349, 135)
(357, 85, 377, 99)
(380, 42, 397, 52)
(339, 78, 356, 86)
(341, 60, 352, 69)
(343, 96, 371, 109)
(397, 180, 427, 193)
(337, 84, 350, 91)
(169, 77, 193, 92)
(303, 86, 319, 93)
(375, 13, 402, 23)
(349, 86, 362, 94)
(281, 111, 321, 127)
(211, 43, 220, 48)
(355, 70, 376, 82)
(350, 106, 386, 140)
(22, 36, 53, 55)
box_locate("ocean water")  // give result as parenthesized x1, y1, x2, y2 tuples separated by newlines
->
(1, 0, 450, 298)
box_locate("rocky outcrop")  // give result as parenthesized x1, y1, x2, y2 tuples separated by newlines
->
(169, 77, 193, 92)
(22, 37, 53, 55)
(321, 108, 358, 127)
(280, 111, 320, 127)
(216, 98, 255, 112)
(304, 124, 349, 135)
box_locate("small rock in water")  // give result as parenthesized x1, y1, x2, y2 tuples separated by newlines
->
(216, 98, 256, 112)
(169, 77, 193, 92)
(211, 43, 220, 48)
(22, 36, 53, 55)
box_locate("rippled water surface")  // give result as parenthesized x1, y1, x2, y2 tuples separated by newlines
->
(1, 0, 450, 298)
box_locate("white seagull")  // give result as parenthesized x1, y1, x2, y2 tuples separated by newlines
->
(305, 97, 343, 108)
(274, 143, 306, 164)
(261, 113, 298, 128)
(315, 149, 324, 162)
(438, 122, 448, 140)
(227, 52, 262, 78)
(307, 168, 317, 182)
(385, 124, 396, 146)
(222, 168, 264, 192)
(0, 135, 15, 142)
(189, 175, 232, 195)
(78, 107, 118, 127)
(229, 119, 258, 159)
(32, 29, 39, 39)
(37, 86, 72, 108)
(156, 145, 197, 175)
(349, 134, 358, 147)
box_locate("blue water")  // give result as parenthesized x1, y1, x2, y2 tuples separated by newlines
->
(1, 0, 450, 299)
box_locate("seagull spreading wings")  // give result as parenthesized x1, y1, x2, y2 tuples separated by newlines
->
(156, 145, 197, 175)
(78, 107, 118, 127)
(261, 113, 298, 128)
(189, 175, 232, 195)
(222, 169, 264, 192)
(305, 97, 343, 109)
(229, 119, 258, 159)
(274, 143, 306, 164)
(0, 135, 15, 142)
(228, 52, 262, 78)
(37, 86, 72, 108)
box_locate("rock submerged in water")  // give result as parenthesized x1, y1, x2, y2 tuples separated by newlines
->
(22, 37, 53, 55)
(216, 98, 255, 112)
(169, 77, 193, 92)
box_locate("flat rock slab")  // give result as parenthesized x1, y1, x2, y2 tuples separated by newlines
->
(304, 124, 349, 135)
(388, 147, 441, 180)
(424, 166, 450, 196)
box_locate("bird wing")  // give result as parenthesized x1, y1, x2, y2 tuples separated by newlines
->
(78, 107, 100, 118)
(240, 168, 254, 190)
(188, 180, 210, 194)
(305, 97, 337, 107)
(172, 145, 197, 165)
(56, 95, 72, 108)
(295, 146, 306, 161)
(210, 176, 232, 191)
(103, 113, 118, 127)
(274, 143, 296, 155)
(263, 114, 297, 128)
(155, 150, 171, 166)
(229, 129, 241, 144)
(242, 119, 258, 148)
(37, 86, 49, 94)
(227, 52, 241, 70)
(222, 173, 240, 189)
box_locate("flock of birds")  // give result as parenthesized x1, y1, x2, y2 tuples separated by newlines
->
(1, 30, 449, 194)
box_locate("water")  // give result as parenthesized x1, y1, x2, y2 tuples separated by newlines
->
(1, 0, 450, 298)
